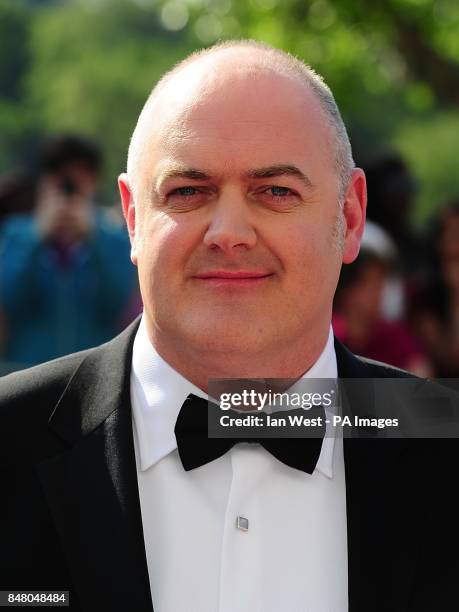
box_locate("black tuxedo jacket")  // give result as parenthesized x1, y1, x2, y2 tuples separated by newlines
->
(1, 318, 458, 611)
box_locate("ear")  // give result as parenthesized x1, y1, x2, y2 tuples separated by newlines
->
(118, 173, 138, 266)
(341, 168, 367, 264)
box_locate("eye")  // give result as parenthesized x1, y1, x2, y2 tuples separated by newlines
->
(163, 185, 212, 211)
(268, 186, 294, 197)
(170, 186, 198, 197)
(253, 184, 300, 211)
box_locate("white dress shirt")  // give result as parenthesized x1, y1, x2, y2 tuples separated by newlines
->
(131, 316, 348, 612)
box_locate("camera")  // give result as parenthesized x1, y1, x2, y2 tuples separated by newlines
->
(58, 176, 79, 196)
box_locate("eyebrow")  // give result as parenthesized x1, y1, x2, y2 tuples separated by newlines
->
(152, 167, 210, 200)
(154, 163, 313, 193)
(157, 167, 211, 183)
(247, 165, 313, 189)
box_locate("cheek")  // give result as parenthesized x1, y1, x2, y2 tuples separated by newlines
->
(136, 212, 197, 284)
(279, 218, 340, 278)
(136, 214, 173, 286)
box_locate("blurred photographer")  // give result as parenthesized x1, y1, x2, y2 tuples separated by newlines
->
(0, 135, 136, 370)
(35, 136, 101, 248)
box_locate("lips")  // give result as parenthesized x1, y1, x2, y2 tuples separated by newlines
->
(192, 270, 273, 287)
(194, 271, 272, 280)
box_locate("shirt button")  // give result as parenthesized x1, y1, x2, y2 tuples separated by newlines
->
(236, 516, 249, 531)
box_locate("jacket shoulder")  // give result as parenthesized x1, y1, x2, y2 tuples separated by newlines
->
(334, 336, 416, 380)
(0, 349, 94, 427)
(0, 317, 141, 432)
(355, 354, 416, 379)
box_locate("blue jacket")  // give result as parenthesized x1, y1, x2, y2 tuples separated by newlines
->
(0, 211, 136, 367)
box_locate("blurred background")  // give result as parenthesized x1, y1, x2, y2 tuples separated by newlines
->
(1, 0, 459, 377)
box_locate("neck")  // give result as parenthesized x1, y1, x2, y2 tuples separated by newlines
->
(144, 318, 331, 394)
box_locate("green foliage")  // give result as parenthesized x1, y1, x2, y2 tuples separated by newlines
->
(0, 0, 458, 217)
(24, 0, 194, 198)
(0, 0, 36, 170)
(393, 111, 459, 224)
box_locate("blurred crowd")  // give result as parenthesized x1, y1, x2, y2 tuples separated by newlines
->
(0, 135, 141, 374)
(1, 137, 459, 379)
(333, 155, 459, 379)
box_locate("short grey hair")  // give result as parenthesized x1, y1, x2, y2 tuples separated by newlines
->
(127, 39, 355, 206)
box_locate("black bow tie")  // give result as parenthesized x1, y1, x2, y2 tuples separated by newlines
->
(174, 394, 325, 474)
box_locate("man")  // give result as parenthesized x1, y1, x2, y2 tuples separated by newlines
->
(1, 41, 457, 611)
(0, 135, 136, 369)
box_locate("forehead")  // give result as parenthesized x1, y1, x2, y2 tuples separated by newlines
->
(136, 60, 335, 184)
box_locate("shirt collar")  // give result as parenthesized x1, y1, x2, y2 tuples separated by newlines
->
(131, 316, 338, 477)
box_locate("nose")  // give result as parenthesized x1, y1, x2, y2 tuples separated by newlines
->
(203, 189, 257, 254)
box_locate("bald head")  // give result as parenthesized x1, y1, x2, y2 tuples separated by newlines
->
(126, 40, 354, 205)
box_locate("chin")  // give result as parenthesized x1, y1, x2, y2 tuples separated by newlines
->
(179, 321, 268, 354)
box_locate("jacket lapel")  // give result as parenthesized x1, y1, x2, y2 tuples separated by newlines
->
(36, 318, 153, 612)
(335, 339, 418, 611)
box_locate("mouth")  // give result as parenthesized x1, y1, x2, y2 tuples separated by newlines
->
(192, 270, 274, 287)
